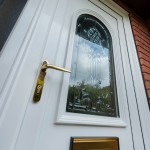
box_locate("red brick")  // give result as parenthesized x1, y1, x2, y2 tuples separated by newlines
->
(134, 34, 150, 44)
(141, 65, 150, 73)
(131, 23, 149, 37)
(140, 59, 150, 67)
(136, 41, 150, 51)
(134, 36, 150, 45)
(135, 40, 150, 52)
(130, 19, 149, 35)
(137, 46, 150, 57)
(148, 90, 150, 97)
(145, 81, 150, 89)
(138, 52, 150, 63)
(131, 24, 149, 37)
(132, 27, 150, 41)
(143, 73, 150, 81)
(134, 36, 150, 47)
(133, 29, 150, 42)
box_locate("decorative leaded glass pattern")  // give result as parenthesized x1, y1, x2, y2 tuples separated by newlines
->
(66, 14, 119, 117)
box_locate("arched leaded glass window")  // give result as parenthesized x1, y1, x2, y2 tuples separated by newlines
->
(66, 14, 119, 117)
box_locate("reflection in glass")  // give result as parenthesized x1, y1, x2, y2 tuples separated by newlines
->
(66, 14, 119, 117)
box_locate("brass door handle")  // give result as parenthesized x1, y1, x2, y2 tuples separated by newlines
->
(33, 61, 71, 103)
(41, 61, 71, 73)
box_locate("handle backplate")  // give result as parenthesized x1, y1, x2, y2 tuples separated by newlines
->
(33, 61, 71, 103)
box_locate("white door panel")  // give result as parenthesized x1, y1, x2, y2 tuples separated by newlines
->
(0, 0, 145, 150)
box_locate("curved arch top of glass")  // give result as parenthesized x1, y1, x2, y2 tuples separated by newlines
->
(66, 14, 119, 117)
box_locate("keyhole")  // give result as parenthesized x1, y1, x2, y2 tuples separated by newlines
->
(37, 85, 42, 94)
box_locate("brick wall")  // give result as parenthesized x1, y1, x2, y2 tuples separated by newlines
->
(113, 0, 150, 107)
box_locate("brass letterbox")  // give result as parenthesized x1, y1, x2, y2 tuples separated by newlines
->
(70, 137, 119, 150)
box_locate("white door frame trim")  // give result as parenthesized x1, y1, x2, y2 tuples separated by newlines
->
(123, 12, 150, 150)
(90, 0, 150, 149)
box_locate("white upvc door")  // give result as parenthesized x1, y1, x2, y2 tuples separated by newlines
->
(0, 0, 147, 150)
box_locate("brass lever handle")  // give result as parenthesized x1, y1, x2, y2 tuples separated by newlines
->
(41, 61, 71, 73)
(33, 61, 71, 103)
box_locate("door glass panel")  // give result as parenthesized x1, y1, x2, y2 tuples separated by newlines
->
(66, 14, 119, 117)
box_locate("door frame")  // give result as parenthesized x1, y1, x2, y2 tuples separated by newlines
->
(90, 0, 150, 149)
(0, 0, 149, 149)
